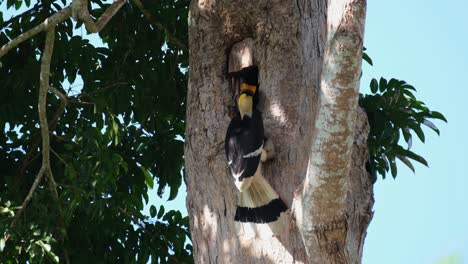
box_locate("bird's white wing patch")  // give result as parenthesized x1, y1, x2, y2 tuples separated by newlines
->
(232, 169, 244, 180)
(243, 144, 263, 158)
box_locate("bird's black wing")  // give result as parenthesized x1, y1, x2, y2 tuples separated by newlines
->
(225, 110, 264, 181)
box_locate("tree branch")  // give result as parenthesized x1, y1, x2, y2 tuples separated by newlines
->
(51, 148, 67, 165)
(9, 26, 56, 231)
(118, 207, 147, 229)
(0, 0, 126, 59)
(3, 3, 122, 262)
(48, 86, 68, 130)
(49, 86, 68, 104)
(9, 167, 46, 230)
(72, 0, 126, 33)
(0, 7, 72, 58)
(38, 25, 55, 201)
(131, 0, 187, 49)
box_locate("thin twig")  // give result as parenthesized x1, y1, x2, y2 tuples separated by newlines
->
(131, 0, 187, 49)
(0, 7, 72, 58)
(118, 207, 147, 229)
(49, 86, 68, 103)
(68, 100, 95, 105)
(17, 86, 67, 175)
(50, 148, 67, 165)
(51, 134, 76, 144)
(9, 167, 46, 229)
(48, 86, 68, 130)
(74, 82, 129, 98)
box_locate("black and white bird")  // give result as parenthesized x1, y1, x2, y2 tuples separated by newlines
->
(225, 69, 288, 238)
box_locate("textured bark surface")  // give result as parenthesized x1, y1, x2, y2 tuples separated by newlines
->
(299, 0, 368, 262)
(184, 0, 372, 263)
(345, 108, 374, 262)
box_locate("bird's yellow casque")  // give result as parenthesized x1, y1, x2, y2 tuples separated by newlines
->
(237, 83, 256, 119)
(237, 93, 253, 119)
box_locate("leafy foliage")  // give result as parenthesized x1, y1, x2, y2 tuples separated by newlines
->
(360, 52, 447, 182)
(0, 0, 192, 262)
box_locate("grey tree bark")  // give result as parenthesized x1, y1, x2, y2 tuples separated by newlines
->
(185, 0, 373, 263)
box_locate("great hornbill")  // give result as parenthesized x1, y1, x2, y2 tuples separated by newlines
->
(225, 67, 287, 237)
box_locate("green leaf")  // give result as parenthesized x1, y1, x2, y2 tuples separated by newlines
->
(142, 192, 149, 204)
(370, 79, 378, 93)
(389, 155, 397, 178)
(150, 205, 157, 218)
(423, 119, 440, 135)
(382, 154, 390, 170)
(402, 89, 416, 100)
(14, 0, 21, 10)
(64, 165, 77, 179)
(157, 205, 165, 219)
(36, 240, 59, 264)
(379, 77, 387, 92)
(140, 166, 154, 189)
(429, 111, 448, 122)
(363, 52, 373, 66)
(6, 0, 14, 9)
(397, 155, 415, 173)
(406, 134, 413, 149)
(64, 143, 74, 151)
(121, 161, 128, 173)
(0, 0, 192, 260)
(396, 147, 429, 167)
(401, 84, 416, 91)
(52, 3, 61, 11)
(387, 78, 399, 90)
(410, 123, 425, 143)
(168, 170, 182, 201)
(67, 68, 77, 83)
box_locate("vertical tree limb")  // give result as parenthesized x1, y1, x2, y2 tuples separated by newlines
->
(9, 27, 57, 229)
(38, 28, 55, 173)
(40, 28, 70, 264)
(300, 0, 367, 262)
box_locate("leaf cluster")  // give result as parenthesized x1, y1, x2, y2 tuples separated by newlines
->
(1, 0, 192, 262)
(359, 55, 446, 182)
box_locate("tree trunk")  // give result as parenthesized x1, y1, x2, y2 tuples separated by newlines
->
(185, 0, 373, 263)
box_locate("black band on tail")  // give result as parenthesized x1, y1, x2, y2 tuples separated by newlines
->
(234, 198, 287, 223)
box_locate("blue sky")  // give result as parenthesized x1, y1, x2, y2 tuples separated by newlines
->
(2, 0, 467, 262)
(361, 0, 468, 263)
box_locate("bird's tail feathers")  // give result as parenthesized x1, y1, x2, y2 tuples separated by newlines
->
(234, 169, 288, 239)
